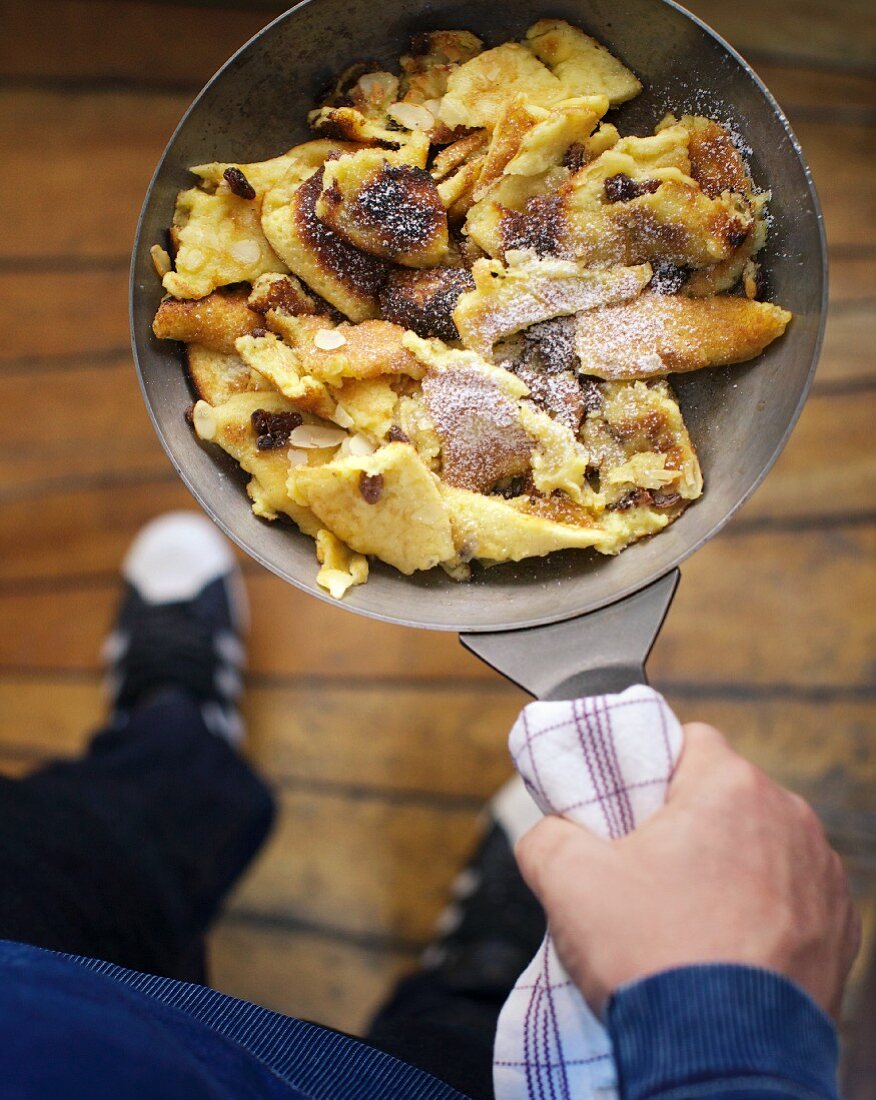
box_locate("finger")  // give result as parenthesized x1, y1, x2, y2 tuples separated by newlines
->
(515, 815, 609, 902)
(666, 721, 734, 800)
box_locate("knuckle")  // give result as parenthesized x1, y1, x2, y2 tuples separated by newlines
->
(682, 721, 726, 749)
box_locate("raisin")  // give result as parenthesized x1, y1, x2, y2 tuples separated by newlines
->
(251, 326, 267, 338)
(251, 408, 302, 449)
(359, 472, 384, 504)
(563, 142, 587, 173)
(610, 487, 654, 511)
(184, 403, 196, 426)
(651, 490, 682, 509)
(579, 378, 604, 416)
(603, 174, 660, 203)
(223, 166, 256, 200)
(650, 261, 690, 295)
(493, 475, 525, 499)
(387, 425, 410, 443)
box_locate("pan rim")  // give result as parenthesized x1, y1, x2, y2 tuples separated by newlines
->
(129, 0, 828, 634)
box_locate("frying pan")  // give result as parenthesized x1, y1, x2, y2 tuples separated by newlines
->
(130, 0, 826, 700)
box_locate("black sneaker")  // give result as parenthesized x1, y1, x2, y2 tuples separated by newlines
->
(102, 512, 248, 746)
(422, 777, 547, 996)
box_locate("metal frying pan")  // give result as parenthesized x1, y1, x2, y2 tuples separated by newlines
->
(130, 0, 826, 699)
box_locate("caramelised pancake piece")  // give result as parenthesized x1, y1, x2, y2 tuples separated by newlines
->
(440, 484, 669, 563)
(247, 273, 321, 317)
(575, 294, 792, 379)
(288, 442, 455, 574)
(400, 30, 484, 103)
(261, 171, 390, 322)
(472, 95, 548, 201)
(438, 43, 567, 130)
(262, 314, 425, 383)
(316, 148, 449, 267)
(524, 19, 642, 105)
(437, 20, 639, 131)
(189, 139, 359, 198)
(498, 317, 586, 431)
(185, 345, 272, 406)
(379, 266, 474, 340)
(666, 114, 751, 199)
(452, 249, 652, 357)
(191, 390, 321, 535)
(163, 187, 288, 300)
(235, 332, 336, 419)
(580, 379, 703, 509)
(315, 528, 369, 600)
(500, 95, 609, 181)
(153, 287, 263, 354)
(309, 66, 435, 159)
(422, 364, 533, 493)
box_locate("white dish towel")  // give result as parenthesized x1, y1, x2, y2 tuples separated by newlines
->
(493, 685, 684, 1100)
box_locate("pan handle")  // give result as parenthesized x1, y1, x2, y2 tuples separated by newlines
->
(460, 569, 679, 700)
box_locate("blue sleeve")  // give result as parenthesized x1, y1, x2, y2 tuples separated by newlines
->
(605, 964, 840, 1099)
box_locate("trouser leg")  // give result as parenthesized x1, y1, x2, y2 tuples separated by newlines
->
(366, 970, 504, 1100)
(0, 691, 274, 982)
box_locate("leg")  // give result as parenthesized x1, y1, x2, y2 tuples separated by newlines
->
(0, 513, 275, 982)
(0, 692, 273, 982)
(366, 781, 546, 1100)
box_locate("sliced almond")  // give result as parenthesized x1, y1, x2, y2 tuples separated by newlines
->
(230, 239, 262, 264)
(314, 328, 348, 351)
(388, 101, 434, 132)
(348, 433, 376, 456)
(192, 400, 216, 441)
(288, 424, 348, 449)
(332, 403, 355, 429)
(287, 447, 309, 467)
(150, 244, 172, 277)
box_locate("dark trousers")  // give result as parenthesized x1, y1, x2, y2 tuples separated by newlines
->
(0, 694, 503, 1099)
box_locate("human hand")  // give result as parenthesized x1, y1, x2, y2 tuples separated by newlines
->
(515, 722, 860, 1019)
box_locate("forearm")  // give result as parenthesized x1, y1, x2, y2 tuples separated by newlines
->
(607, 964, 840, 1100)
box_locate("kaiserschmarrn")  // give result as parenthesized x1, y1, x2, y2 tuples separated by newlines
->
(152, 19, 792, 599)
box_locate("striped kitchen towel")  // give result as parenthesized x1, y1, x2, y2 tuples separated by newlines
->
(493, 685, 684, 1100)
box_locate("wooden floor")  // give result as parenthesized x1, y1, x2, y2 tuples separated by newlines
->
(0, 0, 874, 1089)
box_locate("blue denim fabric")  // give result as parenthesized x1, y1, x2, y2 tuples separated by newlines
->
(607, 964, 840, 1099)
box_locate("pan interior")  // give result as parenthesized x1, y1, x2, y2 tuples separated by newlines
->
(130, 0, 825, 633)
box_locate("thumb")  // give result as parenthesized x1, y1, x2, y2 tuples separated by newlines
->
(515, 814, 610, 905)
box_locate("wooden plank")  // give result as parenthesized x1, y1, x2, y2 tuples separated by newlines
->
(0, 272, 128, 364)
(740, 392, 876, 520)
(0, 1, 270, 91)
(208, 917, 412, 1034)
(681, 0, 876, 71)
(828, 256, 876, 304)
(818, 306, 876, 389)
(650, 525, 875, 691)
(228, 788, 481, 940)
(661, 695, 876, 823)
(0, 479, 192, 580)
(2, 0, 873, 89)
(0, 359, 161, 462)
(0, 526, 872, 687)
(2, 676, 872, 811)
(798, 121, 876, 252)
(755, 64, 876, 118)
(0, 676, 519, 796)
(0, 89, 187, 263)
